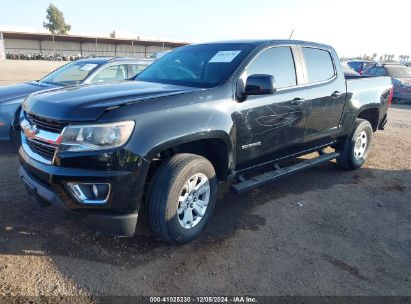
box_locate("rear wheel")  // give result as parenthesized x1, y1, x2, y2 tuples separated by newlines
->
(147, 153, 217, 244)
(337, 119, 373, 170)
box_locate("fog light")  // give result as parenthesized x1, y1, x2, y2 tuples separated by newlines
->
(67, 183, 111, 205)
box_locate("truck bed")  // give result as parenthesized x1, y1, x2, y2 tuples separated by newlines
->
(344, 75, 392, 132)
(346, 76, 392, 103)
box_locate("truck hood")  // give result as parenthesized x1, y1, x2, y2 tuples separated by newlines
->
(0, 81, 59, 104)
(23, 81, 202, 121)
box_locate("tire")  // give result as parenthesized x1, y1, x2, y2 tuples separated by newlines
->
(337, 119, 373, 170)
(147, 153, 218, 244)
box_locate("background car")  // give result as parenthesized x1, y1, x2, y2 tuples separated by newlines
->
(363, 64, 411, 103)
(347, 60, 376, 75)
(341, 62, 360, 76)
(0, 57, 153, 144)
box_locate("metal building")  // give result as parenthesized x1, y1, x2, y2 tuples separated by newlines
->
(1, 31, 187, 58)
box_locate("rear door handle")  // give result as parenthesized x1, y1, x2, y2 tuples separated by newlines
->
(331, 91, 344, 98)
(290, 98, 305, 106)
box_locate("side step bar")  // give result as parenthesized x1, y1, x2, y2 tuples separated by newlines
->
(231, 152, 340, 194)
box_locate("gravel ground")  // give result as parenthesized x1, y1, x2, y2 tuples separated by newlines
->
(0, 61, 410, 299)
(0, 60, 66, 86)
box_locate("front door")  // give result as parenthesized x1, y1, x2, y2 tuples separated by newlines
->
(234, 46, 308, 170)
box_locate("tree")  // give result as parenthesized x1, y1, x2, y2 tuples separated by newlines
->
(43, 4, 71, 35)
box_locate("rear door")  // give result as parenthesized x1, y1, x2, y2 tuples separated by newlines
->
(234, 45, 308, 169)
(300, 47, 346, 149)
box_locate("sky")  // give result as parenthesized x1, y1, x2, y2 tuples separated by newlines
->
(0, 0, 410, 58)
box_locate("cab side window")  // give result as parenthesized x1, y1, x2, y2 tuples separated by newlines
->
(129, 64, 149, 78)
(246, 47, 297, 89)
(302, 48, 335, 83)
(91, 65, 128, 83)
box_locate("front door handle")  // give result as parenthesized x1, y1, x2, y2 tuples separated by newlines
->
(290, 98, 305, 106)
(331, 91, 344, 98)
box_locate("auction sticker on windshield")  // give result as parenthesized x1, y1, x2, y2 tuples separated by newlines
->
(80, 64, 98, 71)
(209, 51, 241, 63)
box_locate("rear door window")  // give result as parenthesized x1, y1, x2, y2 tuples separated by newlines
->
(302, 48, 335, 83)
(246, 46, 297, 88)
(129, 64, 149, 77)
(91, 65, 128, 83)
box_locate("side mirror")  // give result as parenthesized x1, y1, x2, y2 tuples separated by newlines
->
(244, 74, 276, 96)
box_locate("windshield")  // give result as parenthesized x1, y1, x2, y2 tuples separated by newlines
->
(136, 43, 255, 88)
(39, 61, 101, 85)
(386, 66, 411, 78)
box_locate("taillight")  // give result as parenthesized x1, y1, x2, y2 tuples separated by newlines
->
(387, 87, 394, 107)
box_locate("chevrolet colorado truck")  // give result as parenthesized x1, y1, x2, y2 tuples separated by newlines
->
(18, 40, 392, 244)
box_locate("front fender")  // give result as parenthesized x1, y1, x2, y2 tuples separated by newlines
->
(99, 88, 237, 167)
(143, 130, 233, 160)
(130, 107, 234, 161)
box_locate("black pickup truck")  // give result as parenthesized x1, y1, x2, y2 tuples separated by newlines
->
(18, 40, 393, 244)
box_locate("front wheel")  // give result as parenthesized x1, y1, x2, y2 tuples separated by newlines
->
(337, 119, 373, 170)
(147, 153, 218, 244)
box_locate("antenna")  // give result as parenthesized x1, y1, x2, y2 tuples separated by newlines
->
(288, 29, 294, 40)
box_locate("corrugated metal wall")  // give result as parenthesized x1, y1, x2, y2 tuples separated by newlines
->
(4, 38, 41, 53)
(4, 38, 173, 58)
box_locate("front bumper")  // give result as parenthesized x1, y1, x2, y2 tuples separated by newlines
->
(18, 145, 150, 237)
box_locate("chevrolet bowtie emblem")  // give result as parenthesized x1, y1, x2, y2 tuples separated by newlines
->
(21, 119, 39, 139)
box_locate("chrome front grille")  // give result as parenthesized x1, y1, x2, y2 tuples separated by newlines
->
(26, 138, 57, 161)
(27, 113, 67, 133)
(21, 111, 64, 164)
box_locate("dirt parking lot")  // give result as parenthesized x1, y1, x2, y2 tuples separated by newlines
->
(0, 61, 410, 298)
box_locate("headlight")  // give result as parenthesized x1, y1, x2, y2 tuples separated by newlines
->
(60, 121, 135, 152)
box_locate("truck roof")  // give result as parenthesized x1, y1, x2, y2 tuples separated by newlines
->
(195, 39, 334, 50)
